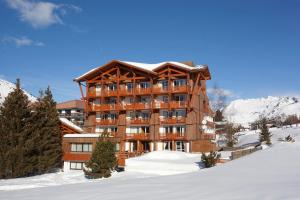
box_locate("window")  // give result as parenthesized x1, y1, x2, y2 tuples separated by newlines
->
(140, 82, 150, 89)
(127, 83, 133, 91)
(175, 95, 186, 102)
(108, 84, 117, 91)
(162, 96, 169, 103)
(115, 143, 120, 151)
(70, 162, 84, 170)
(71, 143, 92, 152)
(174, 110, 186, 118)
(174, 79, 186, 87)
(161, 80, 168, 89)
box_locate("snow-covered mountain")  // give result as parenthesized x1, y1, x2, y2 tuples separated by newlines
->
(0, 79, 36, 105)
(223, 96, 300, 127)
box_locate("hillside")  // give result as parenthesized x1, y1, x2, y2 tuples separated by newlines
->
(0, 79, 36, 104)
(223, 96, 300, 127)
(0, 126, 299, 199)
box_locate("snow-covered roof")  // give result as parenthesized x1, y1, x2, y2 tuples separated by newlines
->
(64, 133, 100, 138)
(74, 60, 208, 81)
(60, 118, 84, 133)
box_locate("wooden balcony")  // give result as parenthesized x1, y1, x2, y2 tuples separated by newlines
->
(95, 119, 117, 125)
(92, 104, 120, 111)
(159, 132, 187, 140)
(170, 101, 187, 109)
(199, 134, 215, 140)
(99, 132, 121, 138)
(124, 103, 151, 110)
(127, 118, 150, 124)
(171, 85, 189, 93)
(152, 86, 168, 94)
(135, 88, 151, 95)
(160, 117, 186, 124)
(102, 90, 118, 97)
(125, 133, 150, 140)
(153, 102, 169, 109)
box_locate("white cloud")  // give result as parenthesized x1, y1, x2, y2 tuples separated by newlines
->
(2, 36, 45, 47)
(5, 0, 81, 28)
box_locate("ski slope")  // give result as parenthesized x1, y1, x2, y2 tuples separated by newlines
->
(223, 96, 300, 127)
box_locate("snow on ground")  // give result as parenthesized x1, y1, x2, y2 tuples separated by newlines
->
(236, 124, 300, 147)
(1, 126, 300, 199)
(0, 151, 202, 191)
(126, 151, 202, 175)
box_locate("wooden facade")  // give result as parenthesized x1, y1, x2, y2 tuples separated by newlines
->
(63, 60, 215, 170)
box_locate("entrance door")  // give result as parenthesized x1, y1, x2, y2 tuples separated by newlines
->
(142, 142, 150, 152)
(163, 141, 172, 151)
(176, 141, 184, 152)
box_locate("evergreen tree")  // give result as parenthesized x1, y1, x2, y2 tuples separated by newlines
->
(0, 79, 31, 178)
(37, 87, 62, 173)
(224, 123, 239, 147)
(201, 151, 220, 168)
(84, 138, 117, 179)
(259, 118, 272, 145)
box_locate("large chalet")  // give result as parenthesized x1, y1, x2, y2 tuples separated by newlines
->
(63, 60, 215, 171)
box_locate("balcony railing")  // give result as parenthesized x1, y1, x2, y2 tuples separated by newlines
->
(159, 132, 187, 140)
(125, 133, 150, 140)
(87, 85, 190, 98)
(92, 104, 120, 111)
(124, 103, 151, 110)
(127, 118, 150, 124)
(89, 101, 187, 112)
(98, 132, 120, 138)
(199, 134, 215, 140)
(160, 117, 186, 124)
(153, 102, 169, 109)
(95, 119, 117, 125)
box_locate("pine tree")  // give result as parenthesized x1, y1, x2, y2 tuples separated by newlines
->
(84, 137, 117, 179)
(259, 118, 272, 145)
(0, 79, 31, 178)
(201, 151, 220, 168)
(224, 123, 239, 147)
(37, 87, 62, 173)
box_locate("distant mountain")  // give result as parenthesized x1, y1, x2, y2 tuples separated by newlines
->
(223, 96, 300, 127)
(0, 79, 36, 105)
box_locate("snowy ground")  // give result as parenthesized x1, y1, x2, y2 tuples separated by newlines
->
(0, 151, 202, 191)
(1, 126, 300, 199)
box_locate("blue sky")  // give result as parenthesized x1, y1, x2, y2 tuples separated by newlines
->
(1, 0, 300, 102)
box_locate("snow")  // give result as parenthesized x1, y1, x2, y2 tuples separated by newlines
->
(223, 96, 300, 127)
(75, 60, 206, 81)
(59, 118, 83, 133)
(64, 133, 100, 138)
(0, 79, 36, 105)
(1, 127, 300, 199)
(126, 151, 202, 175)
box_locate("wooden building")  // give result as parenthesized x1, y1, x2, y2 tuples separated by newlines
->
(63, 60, 215, 170)
(57, 100, 85, 127)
